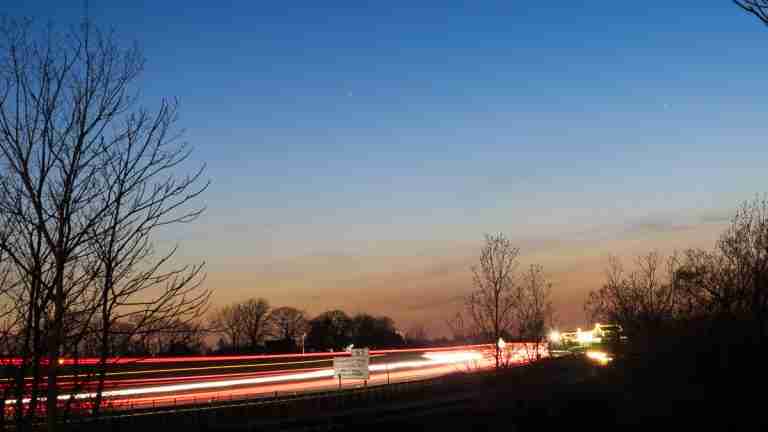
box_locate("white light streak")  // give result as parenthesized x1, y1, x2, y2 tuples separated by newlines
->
(7, 350, 486, 405)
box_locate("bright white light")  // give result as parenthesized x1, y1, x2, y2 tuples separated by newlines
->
(576, 328, 594, 344)
(586, 350, 612, 365)
(497, 338, 506, 349)
(421, 351, 483, 363)
(548, 330, 561, 343)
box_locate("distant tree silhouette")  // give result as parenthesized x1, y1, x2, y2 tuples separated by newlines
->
(578, 195, 768, 421)
(305, 310, 352, 352)
(445, 312, 469, 343)
(585, 252, 684, 352)
(121, 318, 205, 357)
(404, 324, 429, 346)
(239, 298, 271, 350)
(465, 233, 520, 368)
(584, 195, 768, 361)
(516, 264, 555, 360)
(716, 196, 768, 341)
(350, 314, 404, 348)
(210, 304, 245, 352)
(266, 307, 308, 351)
(80, 321, 135, 357)
(210, 298, 271, 353)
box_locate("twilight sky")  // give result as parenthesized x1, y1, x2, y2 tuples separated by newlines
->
(6, 1, 768, 334)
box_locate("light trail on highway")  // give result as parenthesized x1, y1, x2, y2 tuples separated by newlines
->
(3, 343, 545, 413)
(103, 349, 495, 410)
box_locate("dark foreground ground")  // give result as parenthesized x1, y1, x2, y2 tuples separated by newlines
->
(61, 353, 767, 431)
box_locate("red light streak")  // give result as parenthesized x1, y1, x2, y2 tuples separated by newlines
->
(5, 344, 548, 413)
(1, 344, 493, 366)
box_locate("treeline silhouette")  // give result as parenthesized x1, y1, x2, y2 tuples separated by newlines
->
(583, 196, 768, 423)
(209, 302, 409, 355)
(70, 304, 417, 356)
(63, 305, 417, 357)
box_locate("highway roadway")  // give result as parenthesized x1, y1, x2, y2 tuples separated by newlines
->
(103, 345, 499, 411)
(44, 344, 503, 412)
(5, 343, 550, 413)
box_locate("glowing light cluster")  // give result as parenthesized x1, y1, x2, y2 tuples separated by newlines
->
(557, 323, 619, 346)
(576, 328, 593, 343)
(586, 350, 612, 365)
(548, 330, 561, 343)
(497, 338, 506, 349)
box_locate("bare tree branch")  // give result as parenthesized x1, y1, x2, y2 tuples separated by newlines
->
(0, 16, 209, 425)
(734, 0, 768, 25)
(465, 233, 519, 368)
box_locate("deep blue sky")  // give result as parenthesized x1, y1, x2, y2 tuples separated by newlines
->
(4, 1, 768, 260)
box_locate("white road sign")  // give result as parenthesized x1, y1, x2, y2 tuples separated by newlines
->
(333, 356, 369, 379)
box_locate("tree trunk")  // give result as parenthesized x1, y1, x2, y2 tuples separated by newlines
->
(46, 265, 65, 432)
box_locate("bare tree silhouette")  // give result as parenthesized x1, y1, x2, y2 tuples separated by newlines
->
(516, 264, 555, 361)
(735, 1, 768, 25)
(0, 16, 209, 428)
(267, 307, 308, 350)
(465, 233, 519, 369)
(210, 298, 271, 352)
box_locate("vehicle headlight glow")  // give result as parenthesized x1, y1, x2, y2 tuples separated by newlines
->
(586, 350, 612, 365)
(548, 330, 561, 343)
